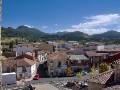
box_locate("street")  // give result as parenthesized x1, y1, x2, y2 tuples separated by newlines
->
(5, 75, 90, 90)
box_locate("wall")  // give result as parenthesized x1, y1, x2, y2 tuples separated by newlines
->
(17, 66, 31, 79)
(31, 63, 36, 77)
(114, 64, 120, 82)
(97, 45, 104, 51)
(48, 60, 66, 75)
(16, 45, 33, 56)
(37, 51, 47, 63)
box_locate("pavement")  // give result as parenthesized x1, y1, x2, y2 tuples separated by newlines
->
(6, 83, 60, 90)
(33, 84, 59, 90)
(31, 75, 90, 84)
(103, 85, 120, 90)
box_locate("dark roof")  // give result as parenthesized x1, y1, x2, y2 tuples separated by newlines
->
(67, 48, 85, 55)
(86, 51, 102, 57)
(105, 52, 120, 63)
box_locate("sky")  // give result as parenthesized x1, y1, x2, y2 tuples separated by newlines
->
(2, 0, 120, 34)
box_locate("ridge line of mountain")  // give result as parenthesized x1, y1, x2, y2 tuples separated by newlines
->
(2, 25, 120, 41)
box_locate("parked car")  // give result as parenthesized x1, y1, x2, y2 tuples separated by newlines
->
(33, 74, 40, 80)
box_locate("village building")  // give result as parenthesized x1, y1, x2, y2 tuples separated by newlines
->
(2, 52, 37, 80)
(69, 54, 89, 70)
(36, 42, 55, 52)
(2, 57, 16, 73)
(37, 50, 48, 64)
(47, 51, 69, 76)
(85, 51, 109, 67)
(87, 52, 120, 90)
(16, 57, 36, 79)
(67, 48, 85, 55)
(15, 44, 34, 57)
(97, 45, 120, 54)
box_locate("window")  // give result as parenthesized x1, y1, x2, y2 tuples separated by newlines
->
(58, 61, 61, 67)
(7, 67, 10, 73)
(11, 67, 15, 72)
(50, 61, 53, 67)
(19, 74, 22, 78)
(22, 66, 27, 73)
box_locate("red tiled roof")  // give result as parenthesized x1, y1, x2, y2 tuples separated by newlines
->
(25, 52, 33, 55)
(3, 57, 35, 67)
(47, 51, 68, 61)
(17, 58, 36, 67)
(15, 53, 34, 60)
(3, 57, 16, 67)
(88, 69, 114, 84)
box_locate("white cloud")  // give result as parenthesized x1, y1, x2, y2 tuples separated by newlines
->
(58, 14, 120, 35)
(41, 26, 48, 29)
(114, 26, 120, 32)
(54, 24, 59, 26)
(24, 25, 33, 28)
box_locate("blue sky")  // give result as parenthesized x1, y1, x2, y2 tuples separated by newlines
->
(2, 0, 120, 34)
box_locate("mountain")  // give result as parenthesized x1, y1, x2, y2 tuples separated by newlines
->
(92, 30, 120, 40)
(16, 25, 47, 39)
(1, 27, 19, 37)
(42, 31, 90, 41)
(58, 31, 90, 41)
(56, 31, 69, 36)
(3, 25, 120, 42)
(1, 25, 47, 41)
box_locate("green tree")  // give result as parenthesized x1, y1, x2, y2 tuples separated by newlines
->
(89, 66, 96, 77)
(99, 63, 109, 73)
(76, 72, 81, 79)
(15, 39, 18, 45)
(65, 66, 73, 76)
(9, 41, 14, 51)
